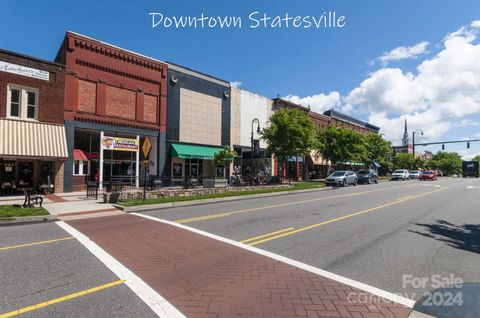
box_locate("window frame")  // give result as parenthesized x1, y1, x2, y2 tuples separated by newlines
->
(6, 84, 39, 121)
(73, 160, 89, 176)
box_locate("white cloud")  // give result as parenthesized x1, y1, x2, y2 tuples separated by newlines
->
(375, 41, 429, 66)
(284, 21, 480, 146)
(283, 91, 341, 113)
(472, 20, 480, 29)
(230, 81, 242, 88)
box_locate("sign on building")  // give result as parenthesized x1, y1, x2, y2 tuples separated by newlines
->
(101, 136, 139, 151)
(0, 60, 50, 81)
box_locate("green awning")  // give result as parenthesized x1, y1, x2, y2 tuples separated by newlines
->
(171, 143, 223, 160)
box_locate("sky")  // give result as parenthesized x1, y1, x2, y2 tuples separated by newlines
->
(2, 0, 480, 159)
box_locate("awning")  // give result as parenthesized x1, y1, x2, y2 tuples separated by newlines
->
(171, 143, 223, 160)
(309, 150, 323, 165)
(74, 149, 89, 161)
(0, 119, 68, 158)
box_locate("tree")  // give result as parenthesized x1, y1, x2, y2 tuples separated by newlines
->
(213, 146, 237, 178)
(364, 133, 393, 172)
(392, 153, 423, 170)
(261, 108, 317, 181)
(429, 152, 462, 176)
(315, 125, 367, 169)
(472, 155, 480, 162)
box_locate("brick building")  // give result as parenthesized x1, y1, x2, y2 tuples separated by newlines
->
(55, 32, 168, 191)
(0, 49, 67, 194)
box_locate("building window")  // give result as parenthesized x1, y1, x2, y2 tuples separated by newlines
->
(7, 85, 38, 120)
(73, 160, 88, 176)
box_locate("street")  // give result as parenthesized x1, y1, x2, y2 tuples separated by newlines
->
(141, 177, 480, 299)
(1, 177, 479, 317)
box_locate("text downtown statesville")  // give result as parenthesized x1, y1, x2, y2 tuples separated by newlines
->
(149, 11, 346, 29)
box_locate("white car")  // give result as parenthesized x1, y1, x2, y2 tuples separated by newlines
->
(409, 170, 422, 179)
(390, 169, 409, 181)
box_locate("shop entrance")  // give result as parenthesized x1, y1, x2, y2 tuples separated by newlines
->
(17, 161, 34, 190)
(185, 159, 203, 181)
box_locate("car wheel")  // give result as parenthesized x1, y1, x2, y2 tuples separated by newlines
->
(367, 178, 371, 184)
(374, 178, 378, 184)
(341, 179, 346, 187)
(353, 179, 357, 186)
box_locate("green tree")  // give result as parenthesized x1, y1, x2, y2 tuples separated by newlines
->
(213, 146, 237, 178)
(392, 153, 424, 170)
(315, 125, 367, 169)
(429, 152, 462, 176)
(472, 155, 480, 162)
(364, 133, 393, 172)
(261, 108, 317, 181)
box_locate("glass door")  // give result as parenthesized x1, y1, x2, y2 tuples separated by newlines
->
(18, 162, 34, 189)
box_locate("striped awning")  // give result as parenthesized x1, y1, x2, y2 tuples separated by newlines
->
(0, 119, 68, 159)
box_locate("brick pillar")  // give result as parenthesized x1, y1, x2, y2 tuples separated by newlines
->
(55, 161, 65, 193)
(96, 81, 106, 116)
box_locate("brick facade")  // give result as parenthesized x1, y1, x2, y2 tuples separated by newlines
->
(0, 49, 65, 124)
(56, 32, 168, 132)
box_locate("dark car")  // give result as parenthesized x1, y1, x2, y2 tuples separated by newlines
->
(356, 170, 379, 184)
(420, 171, 438, 181)
(325, 171, 358, 187)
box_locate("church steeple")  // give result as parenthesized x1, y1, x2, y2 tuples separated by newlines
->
(402, 118, 409, 146)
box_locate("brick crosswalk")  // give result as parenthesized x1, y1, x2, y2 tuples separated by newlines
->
(67, 214, 411, 318)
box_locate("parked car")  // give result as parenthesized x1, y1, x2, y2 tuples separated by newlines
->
(409, 170, 422, 179)
(356, 170, 379, 184)
(420, 170, 438, 181)
(390, 169, 409, 181)
(325, 171, 358, 187)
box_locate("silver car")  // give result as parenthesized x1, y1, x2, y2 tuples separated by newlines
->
(325, 171, 358, 187)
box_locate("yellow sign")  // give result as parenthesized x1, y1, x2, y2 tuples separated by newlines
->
(101, 136, 139, 152)
(142, 137, 152, 158)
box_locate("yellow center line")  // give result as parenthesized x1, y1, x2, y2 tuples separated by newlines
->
(246, 187, 448, 246)
(0, 237, 75, 251)
(0, 280, 124, 318)
(240, 227, 295, 243)
(175, 184, 419, 224)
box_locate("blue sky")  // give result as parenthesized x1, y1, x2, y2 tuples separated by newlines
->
(2, 0, 480, 158)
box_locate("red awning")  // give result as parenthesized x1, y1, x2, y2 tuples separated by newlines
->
(73, 149, 89, 161)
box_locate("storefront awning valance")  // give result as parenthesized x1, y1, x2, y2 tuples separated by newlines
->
(0, 119, 68, 158)
(171, 143, 223, 160)
(74, 149, 89, 161)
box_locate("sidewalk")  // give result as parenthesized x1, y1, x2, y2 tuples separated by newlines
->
(67, 214, 412, 318)
(0, 192, 123, 221)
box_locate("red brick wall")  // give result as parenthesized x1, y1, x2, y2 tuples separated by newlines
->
(105, 85, 136, 120)
(77, 79, 96, 113)
(0, 51, 65, 124)
(72, 175, 87, 191)
(144, 94, 158, 123)
(57, 32, 168, 132)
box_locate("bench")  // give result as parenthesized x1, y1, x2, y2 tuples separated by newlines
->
(23, 190, 43, 208)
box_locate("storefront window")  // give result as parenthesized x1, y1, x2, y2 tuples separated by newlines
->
(73, 160, 88, 175)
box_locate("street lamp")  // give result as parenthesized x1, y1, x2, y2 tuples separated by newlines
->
(251, 118, 261, 182)
(412, 129, 423, 157)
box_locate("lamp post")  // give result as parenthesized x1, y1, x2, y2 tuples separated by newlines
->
(412, 129, 424, 157)
(251, 118, 261, 183)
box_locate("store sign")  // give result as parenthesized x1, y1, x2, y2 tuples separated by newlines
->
(101, 136, 139, 152)
(0, 60, 50, 81)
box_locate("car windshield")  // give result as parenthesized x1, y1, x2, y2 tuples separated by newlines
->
(330, 171, 346, 177)
(410, 171, 419, 174)
(423, 171, 434, 174)
(357, 170, 368, 175)
(393, 170, 404, 173)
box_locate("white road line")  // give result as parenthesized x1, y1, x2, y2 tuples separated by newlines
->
(466, 185, 479, 189)
(55, 221, 185, 318)
(132, 213, 416, 308)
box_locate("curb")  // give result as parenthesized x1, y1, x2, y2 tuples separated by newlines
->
(0, 214, 59, 226)
(115, 186, 331, 213)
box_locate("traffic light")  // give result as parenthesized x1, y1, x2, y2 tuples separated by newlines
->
(442, 144, 445, 150)
(467, 142, 470, 149)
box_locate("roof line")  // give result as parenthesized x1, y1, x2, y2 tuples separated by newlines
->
(66, 31, 167, 65)
(0, 48, 64, 68)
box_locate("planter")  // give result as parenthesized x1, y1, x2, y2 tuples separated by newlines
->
(203, 178, 228, 188)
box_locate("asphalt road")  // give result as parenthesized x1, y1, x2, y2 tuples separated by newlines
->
(0, 222, 157, 317)
(142, 177, 480, 301)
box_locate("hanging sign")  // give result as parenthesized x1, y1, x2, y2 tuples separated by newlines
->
(101, 136, 139, 152)
(0, 60, 50, 81)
